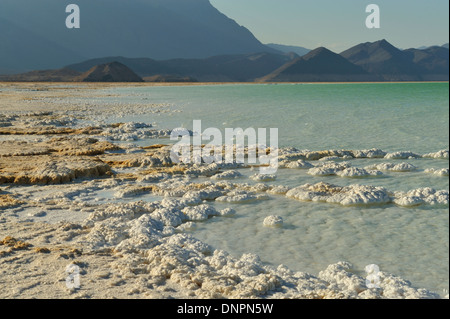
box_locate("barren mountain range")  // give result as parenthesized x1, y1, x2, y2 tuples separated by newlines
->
(0, 0, 448, 82)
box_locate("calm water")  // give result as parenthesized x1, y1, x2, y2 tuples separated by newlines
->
(97, 82, 448, 295)
(103, 82, 449, 153)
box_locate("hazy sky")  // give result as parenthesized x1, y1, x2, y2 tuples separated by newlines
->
(210, 0, 450, 52)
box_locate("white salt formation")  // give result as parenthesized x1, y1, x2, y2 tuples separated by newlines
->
(72, 200, 441, 299)
(211, 170, 243, 180)
(425, 168, 449, 176)
(384, 151, 421, 159)
(393, 188, 449, 207)
(263, 215, 284, 227)
(286, 182, 391, 206)
(365, 162, 417, 172)
(422, 150, 449, 159)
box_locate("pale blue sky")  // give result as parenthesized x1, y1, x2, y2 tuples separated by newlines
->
(210, 0, 450, 52)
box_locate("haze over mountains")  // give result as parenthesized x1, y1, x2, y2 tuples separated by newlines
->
(0, 0, 448, 82)
(0, 0, 276, 73)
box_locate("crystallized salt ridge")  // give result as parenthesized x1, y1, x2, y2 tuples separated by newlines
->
(350, 148, 387, 158)
(422, 150, 449, 159)
(336, 167, 383, 178)
(266, 185, 291, 195)
(384, 151, 421, 159)
(286, 182, 390, 206)
(286, 182, 449, 207)
(215, 190, 270, 203)
(249, 174, 277, 182)
(307, 162, 351, 176)
(425, 168, 449, 176)
(394, 188, 449, 207)
(365, 162, 417, 172)
(101, 122, 173, 141)
(277, 147, 448, 164)
(282, 159, 314, 169)
(211, 170, 242, 180)
(263, 215, 284, 227)
(182, 204, 220, 221)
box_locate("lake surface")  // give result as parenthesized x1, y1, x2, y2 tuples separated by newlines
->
(94, 82, 449, 295)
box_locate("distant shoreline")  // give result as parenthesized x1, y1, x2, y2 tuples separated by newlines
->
(0, 81, 448, 88)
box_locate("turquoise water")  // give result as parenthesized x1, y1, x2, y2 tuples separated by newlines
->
(104, 82, 449, 153)
(97, 82, 449, 296)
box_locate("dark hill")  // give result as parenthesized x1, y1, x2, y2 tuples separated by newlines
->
(340, 39, 422, 80)
(403, 46, 449, 80)
(76, 62, 144, 82)
(67, 52, 296, 82)
(257, 47, 379, 82)
(0, 68, 81, 82)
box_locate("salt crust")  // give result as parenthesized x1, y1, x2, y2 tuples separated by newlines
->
(249, 174, 277, 182)
(263, 215, 283, 227)
(286, 182, 448, 207)
(365, 162, 417, 172)
(1, 109, 448, 298)
(384, 151, 421, 159)
(211, 170, 242, 180)
(75, 200, 441, 299)
(1, 114, 448, 299)
(425, 168, 449, 177)
(307, 162, 383, 178)
(423, 150, 449, 159)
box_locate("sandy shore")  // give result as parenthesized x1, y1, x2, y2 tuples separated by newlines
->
(0, 82, 447, 299)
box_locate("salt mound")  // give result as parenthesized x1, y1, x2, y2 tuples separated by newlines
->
(284, 160, 314, 169)
(263, 215, 284, 227)
(351, 148, 387, 158)
(266, 185, 291, 195)
(100, 122, 173, 142)
(182, 204, 219, 221)
(182, 187, 226, 202)
(250, 174, 277, 182)
(384, 151, 421, 159)
(286, 182, 391, 206)
(211, 170, 242, 180)
(422, 150, 449, 159)
(365, 162, 417, 172)
(425, 168, 449, 176)
(216, 190, 270, 203)
(336, 167, 383, 178)
(307, 162, 351, 176)
(219, 208, 236, 217)
(394, 188, 449, 206)
(185, 163, 220, 177)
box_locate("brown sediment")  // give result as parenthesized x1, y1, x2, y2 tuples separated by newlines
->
(0, 236, 32, 251)
(0, 126, 78, 135)
(141, 144, 168, 150)
(0, 194, 24, 208)
(305, 181, 343, 193)
(0, 156, 112, 185)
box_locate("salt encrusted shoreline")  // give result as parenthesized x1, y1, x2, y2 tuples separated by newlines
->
(0, 83, 448, 299)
